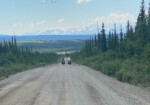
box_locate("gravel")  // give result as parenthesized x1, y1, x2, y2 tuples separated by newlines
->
(0, 63, 149, 105)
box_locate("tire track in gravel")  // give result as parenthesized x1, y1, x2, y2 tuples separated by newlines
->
(0, 64, 149, 105)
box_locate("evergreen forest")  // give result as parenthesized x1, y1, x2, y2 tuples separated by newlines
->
(72, 0, 150, 87)
(0, 37, 58, 79)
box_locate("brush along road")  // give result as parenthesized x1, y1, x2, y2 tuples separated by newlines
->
(0, 64, 149, 105)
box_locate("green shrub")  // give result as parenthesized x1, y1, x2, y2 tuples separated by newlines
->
(117, 69, 133, 83)
(101, 59, 121, 76)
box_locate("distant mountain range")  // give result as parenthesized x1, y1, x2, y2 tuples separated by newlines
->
(0, 35, 94, 41)
(0, 23, 128, 41)
(24, 24, 97, 35)
(24, 23, 129, 36)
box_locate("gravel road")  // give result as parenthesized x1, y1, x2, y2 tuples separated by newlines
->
(0, 63, 150, 105)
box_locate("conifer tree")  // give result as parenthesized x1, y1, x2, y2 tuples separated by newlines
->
(97, 32, 102, 51)
(137, 0, 145, 22)
(135, 0, 147, 46)
(147, 3, 150, 42)
(114, 24, 118, 49)
(120, 25, 123, 43)
(129, 25, 134, 40)
(94, 35, 97, 46)
(101, 23, 107, 52)
(108, 31, 112, 50)
(126, 21, 130, 39)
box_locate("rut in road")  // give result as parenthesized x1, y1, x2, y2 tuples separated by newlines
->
(0, 64, 150, 105)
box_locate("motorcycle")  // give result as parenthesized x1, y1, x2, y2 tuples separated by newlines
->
(62, 60, 65, 64)
(68, 60, 71, 65)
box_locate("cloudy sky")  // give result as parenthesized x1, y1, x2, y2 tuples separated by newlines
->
(0, 0, 149, 35)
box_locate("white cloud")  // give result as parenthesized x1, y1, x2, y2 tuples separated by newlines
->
(28, 20, 46, 29)
(58, 18, 64, 23)
(42, 0, 56, 3)
(12, 23, 22, 28)
(12, 24, 18, 28)
(29, 23, 35, 29)
(37, 20, 46, 25)
(43, 0, 90, 4)
(42, 0, 46, 2)
(15, 13, 136, 35)
(88, 13, 136, 33)
(77, 0, 93, 4)
(94, 13, 136, 25)
(37, 13, 136, 35)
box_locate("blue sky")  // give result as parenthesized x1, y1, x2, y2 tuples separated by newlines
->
(0, 0, 149, 35)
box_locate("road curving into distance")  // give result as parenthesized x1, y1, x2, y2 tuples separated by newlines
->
(0, 63, 150, 105)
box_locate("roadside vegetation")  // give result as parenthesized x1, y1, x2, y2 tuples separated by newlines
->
(72, 0, 150, 87)
(0, 37, 58, 79)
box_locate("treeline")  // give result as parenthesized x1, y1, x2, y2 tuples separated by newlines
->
(72, 0, 150, 86)
(0, 37, 58, 78)
(17, 40, 85, 53)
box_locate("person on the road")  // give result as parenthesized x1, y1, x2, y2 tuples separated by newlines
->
(62, 57, 65, 64)
(62, 57, 64, 61)
(68, 57, 71, 64)
(68, 57, 71, 61)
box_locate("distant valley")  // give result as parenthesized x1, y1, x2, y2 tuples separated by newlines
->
(0, 35, 94, 41)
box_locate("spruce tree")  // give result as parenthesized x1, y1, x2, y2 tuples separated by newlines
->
(114, 24, 118, 49)
(119, 25, 124, 52)
(120, 25, 123, 43)
(94, 35, 97, 46)
(137, 0, 145, 23)
(129, 25, 134, 40)
(101, 23, 107, 52)
(135, 0, 147, 46)
(108, 31, 112, 50)
(97, 32, 102, 51)
(147, 3, 150, 42)
(126, 21, 130, 39)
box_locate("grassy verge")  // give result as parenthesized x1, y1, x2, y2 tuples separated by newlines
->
(0, 58, 60, 80)
(72, 51, 150, 88)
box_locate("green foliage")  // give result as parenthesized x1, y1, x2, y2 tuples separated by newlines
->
(72, 0, 150, 87)
(0, 36, 59, 79)
(101, 60, 121, 76)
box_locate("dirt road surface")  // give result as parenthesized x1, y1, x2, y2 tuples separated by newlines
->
(0, 64, 150, 105)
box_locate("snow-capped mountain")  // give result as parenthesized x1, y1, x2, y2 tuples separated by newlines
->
(37, 25, 97, 35)
(24, 22, 135, 36)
